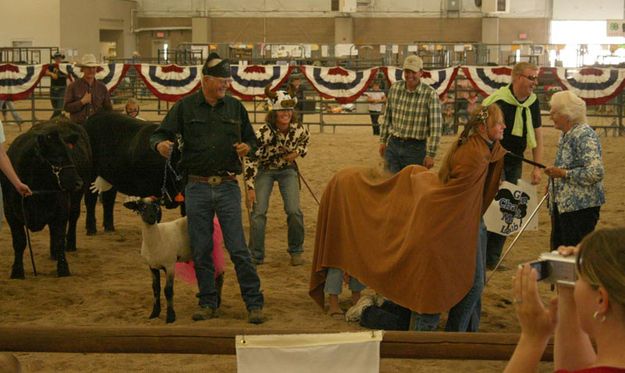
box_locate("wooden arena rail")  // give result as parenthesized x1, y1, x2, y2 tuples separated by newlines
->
(0, 326, 553, 361)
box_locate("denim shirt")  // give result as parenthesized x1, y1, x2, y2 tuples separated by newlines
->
(548, 123, 605, 214)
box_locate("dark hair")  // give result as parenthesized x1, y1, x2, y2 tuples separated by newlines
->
(576, 228, 625, 308)
(265, 109, 296, 126)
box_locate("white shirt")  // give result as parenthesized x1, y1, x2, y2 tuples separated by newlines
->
(365, 91, 385, 112)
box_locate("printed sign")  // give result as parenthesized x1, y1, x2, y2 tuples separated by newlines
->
(484, 179, 538, 236)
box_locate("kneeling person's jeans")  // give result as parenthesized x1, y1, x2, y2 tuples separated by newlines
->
(324, 267, 365, 295)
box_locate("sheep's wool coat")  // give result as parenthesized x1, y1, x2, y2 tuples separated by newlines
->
(309, 135, 506, 313)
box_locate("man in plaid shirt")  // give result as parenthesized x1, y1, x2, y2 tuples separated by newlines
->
(376, 55, 443, 332)
(379, 55, 442, 172)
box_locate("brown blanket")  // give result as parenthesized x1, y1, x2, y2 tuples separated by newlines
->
(309, 135, 506, 313)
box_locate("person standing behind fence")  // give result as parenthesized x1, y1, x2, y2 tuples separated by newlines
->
(288, 76, 305, 126)
(481, 62, 544, 271)
(64, 54, 112, 125)
(45, 51, 67, 119)
(245, 87, 310, 267)
(0, 100, 24, 128)
(125, 98, 145, 121)
(379, 55, 442, 172)
(365, 81, 386, 135)
(65, 53, 115, 233)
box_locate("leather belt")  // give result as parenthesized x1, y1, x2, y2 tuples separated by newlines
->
(391, 135, 425, 143)
(188, 174, 237, 185)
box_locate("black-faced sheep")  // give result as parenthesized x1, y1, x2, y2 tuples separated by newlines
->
(123, 196, 224, 323)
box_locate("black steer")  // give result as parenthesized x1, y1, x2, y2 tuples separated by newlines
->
(1, 122, 87, 278)
(83, 112, 183, 235)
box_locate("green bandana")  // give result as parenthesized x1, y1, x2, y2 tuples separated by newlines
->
(482, 84, 537, 149)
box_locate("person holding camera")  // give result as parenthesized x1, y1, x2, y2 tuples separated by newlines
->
(544, 91, 604, 249)
(504, 228, 625, 373)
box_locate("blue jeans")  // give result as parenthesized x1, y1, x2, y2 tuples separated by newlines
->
(0, 100, 23, 125)
(384, 136, 426, 173)
(50, 86, 66, 118)
(486, 157, 522, 268)
(410, 312, 441, 331)
(250, 167, 304, 261)
(324, 268, 366, 295)
(185, 181, 264, 310)
(445, 220, 487, 332)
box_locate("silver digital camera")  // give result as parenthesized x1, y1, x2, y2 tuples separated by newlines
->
(528, 251, 577, 286)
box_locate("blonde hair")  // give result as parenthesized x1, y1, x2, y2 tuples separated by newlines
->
(576, 228, 625, 311)
(438, 104, 503, 184)
(512, 62, 538, 77)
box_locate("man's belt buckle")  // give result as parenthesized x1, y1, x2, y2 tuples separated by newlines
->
(206, 176, 223, 185)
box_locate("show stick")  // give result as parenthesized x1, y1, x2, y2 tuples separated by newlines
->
(505, 151, 546, 169)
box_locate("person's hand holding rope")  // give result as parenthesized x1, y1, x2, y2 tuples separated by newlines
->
(15, 181, 32, 197)
(284, 151, 298, 163)
(234, 142, 250, 157)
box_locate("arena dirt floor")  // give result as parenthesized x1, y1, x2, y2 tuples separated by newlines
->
(1, 101, 624, 372)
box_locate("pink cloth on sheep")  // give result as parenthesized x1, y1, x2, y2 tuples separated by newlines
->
(175, 217, 225, 285)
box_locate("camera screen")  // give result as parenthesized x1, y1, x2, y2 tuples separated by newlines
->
(529, 260, 551, 281)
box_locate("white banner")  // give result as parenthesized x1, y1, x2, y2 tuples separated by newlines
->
(236, 331, 383, 373)
(484, 179, 538, 236)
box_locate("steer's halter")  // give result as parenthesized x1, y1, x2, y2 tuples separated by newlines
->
(48, 162, 77, 191)
(160, 145, 183, 205)
(34, 147, 77, 192)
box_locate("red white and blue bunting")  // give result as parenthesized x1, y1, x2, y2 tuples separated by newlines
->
(58, 63, 129, 92)
(0, 64, 48, 100)
(299, 65, 378, 103)
(4, 63, 625, 105)
(461, 66, 513, 97)
(551, 67, 625, 105)
(134, 64, 202, 101)
(230, 64, 294, 100)
(382, 66, 459, 98)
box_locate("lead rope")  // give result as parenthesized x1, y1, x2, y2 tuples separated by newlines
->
(160, 145, 183, 205)
(20, 196, 37, 276)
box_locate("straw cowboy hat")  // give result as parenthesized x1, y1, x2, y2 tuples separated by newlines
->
(76, 54, 100, 68)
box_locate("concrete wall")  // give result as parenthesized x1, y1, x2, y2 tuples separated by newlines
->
(134, 0, 552, 18)
(0, 0, 61, 48)
(353, 18, 482, 43)
(60, 0, 135, 61)
(135, 17, 191, 59)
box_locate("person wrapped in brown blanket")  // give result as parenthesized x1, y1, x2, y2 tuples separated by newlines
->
(310, 104, 508, 315)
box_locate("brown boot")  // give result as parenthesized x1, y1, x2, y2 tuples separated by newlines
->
(248, 308, 265, 324)
(290, 253, 304, 266)
(192, 306, 219, 321)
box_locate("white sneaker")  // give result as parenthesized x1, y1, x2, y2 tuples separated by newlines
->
(345, 295, 374, 322)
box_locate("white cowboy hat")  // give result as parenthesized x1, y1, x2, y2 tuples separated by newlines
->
(76, 54, 100, 68)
